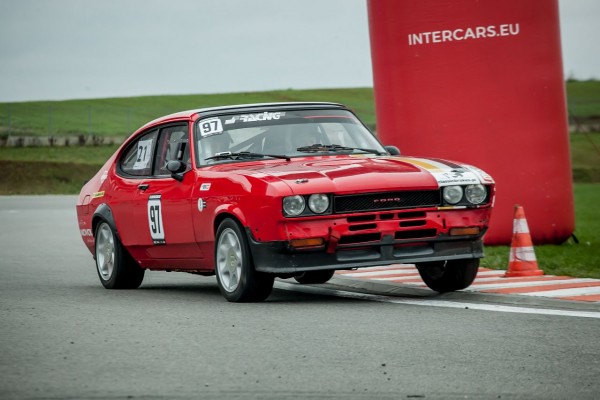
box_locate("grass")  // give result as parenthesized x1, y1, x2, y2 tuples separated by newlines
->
(0, 160, 101, 195)
(0, 81, 597, 138)
(481, 183, 600, 279)
(0, 144, 119, 165)
(0, 88, 376, 137)
(566, 80, 600, 119)
(571, 132, 600, 182)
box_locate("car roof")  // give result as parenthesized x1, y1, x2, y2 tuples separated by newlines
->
(140, 102, 347, 129)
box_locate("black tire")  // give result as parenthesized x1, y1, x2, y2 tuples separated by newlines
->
(215, 218, 274, 302)
(294, 270, 335, 284)
(94, 221, 144, 289)
(416, 259, 479, 293)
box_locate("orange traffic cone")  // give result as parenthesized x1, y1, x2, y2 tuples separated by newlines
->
(504, 205, 544, 277)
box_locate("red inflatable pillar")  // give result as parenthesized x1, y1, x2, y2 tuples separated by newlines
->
(368, 0, 574, 244)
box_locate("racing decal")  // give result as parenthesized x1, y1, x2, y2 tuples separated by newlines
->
(133, 138, 153, 170)
(432, 168, 479, 185)
(92, 191, 105, 199)
(80, 229, 93, 237)
(100, 170, 108, 184)
(396, 157, 480, 186)
(429, 158, 464, 169)
(224, 112, 286, 124)
(197, 198, 206, 212)
(199, 117, 223, 137)
(200, 183, 211, 191)
(463, 164, 495, 184)
(147, 194, 165, 245)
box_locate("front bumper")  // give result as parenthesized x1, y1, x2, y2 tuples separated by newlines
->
(246, 228, 484, 274)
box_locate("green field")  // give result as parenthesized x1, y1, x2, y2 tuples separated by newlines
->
(0, 88, 377, 137)
(565, 79, 600, 118)
(571, 132, 600, 182)
(1, 80, 598, 138)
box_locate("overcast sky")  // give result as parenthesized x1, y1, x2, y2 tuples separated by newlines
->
(0, 0, 598, 102)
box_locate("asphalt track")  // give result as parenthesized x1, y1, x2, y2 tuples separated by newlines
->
(1, 196, 600, 399)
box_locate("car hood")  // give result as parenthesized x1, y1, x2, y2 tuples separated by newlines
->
(212, 155, 493, 194)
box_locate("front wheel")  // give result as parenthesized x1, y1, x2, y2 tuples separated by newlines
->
(416, 259, 479, 293)
(294, 270, 335, 284)
(95, 221, 144, 289)
(215, 218, 274, 302)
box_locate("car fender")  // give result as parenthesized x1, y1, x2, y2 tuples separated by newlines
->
(92, 203, 119, 240)
(213, 203, 248, 233)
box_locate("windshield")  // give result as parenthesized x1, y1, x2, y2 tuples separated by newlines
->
(194, 109, 385, 165)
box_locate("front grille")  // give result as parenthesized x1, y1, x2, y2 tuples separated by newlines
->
(334, 190, 440, 213)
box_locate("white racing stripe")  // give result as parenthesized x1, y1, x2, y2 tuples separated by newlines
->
(274, 282, 600, 319)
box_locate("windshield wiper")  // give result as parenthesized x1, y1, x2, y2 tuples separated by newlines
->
(296, 144, 384, 155)
(206, 151, 290, 161)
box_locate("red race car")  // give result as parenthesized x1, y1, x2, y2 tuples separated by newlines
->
(77, 102, 495, 302)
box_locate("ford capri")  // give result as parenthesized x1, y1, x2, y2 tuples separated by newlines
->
(77, 102, 495, 302)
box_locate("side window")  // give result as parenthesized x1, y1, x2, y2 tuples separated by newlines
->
(153, 125, 191, 176)
(120, 130, 158, 176)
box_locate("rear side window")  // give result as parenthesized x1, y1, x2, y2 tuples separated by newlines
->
(120, 130, 158, 176)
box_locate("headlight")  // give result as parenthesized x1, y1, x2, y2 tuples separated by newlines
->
(308, 194, 329, 214)
(283, 195, 305, 216)
(465, 184, 487, 204)
(443, 186, 463, 204)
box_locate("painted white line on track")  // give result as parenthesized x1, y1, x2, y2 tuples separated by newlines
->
(337, 265, 415, 273)
(468, 278, 597, 290)
(341, 268, 507, 278)
(274, 282, 600, 319)
(473, 270, 510, 276)
(470, 276, 562, 283)
(370, 276, 422, 282)
(518, 286, 600, 297)
(342, 269, 417, 277)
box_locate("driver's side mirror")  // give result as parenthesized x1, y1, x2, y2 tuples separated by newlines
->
(166, 160, 187, 182)
(385, 145, 401, 156)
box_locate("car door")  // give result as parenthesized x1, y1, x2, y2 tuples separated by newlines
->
(112, 128, 159, 256)
(131, 123, 203, 261)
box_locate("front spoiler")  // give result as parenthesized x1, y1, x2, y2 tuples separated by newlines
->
(245, 228, 484, 274)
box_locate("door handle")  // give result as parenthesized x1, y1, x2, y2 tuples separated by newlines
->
(138, 184, 149, 191)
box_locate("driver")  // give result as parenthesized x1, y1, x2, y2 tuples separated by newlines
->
(202, 131, 231, 162)
(291, 124, 324, 150)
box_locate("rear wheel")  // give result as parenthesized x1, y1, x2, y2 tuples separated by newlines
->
(95, 221, 144, 289)
(215, 218, 274, 302)
(416, 259, 479, 292)
(294, 270, 335, 284)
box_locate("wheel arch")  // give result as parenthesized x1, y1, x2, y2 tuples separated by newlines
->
(213, 211, 243, 235)
(92, 203, 119, 239)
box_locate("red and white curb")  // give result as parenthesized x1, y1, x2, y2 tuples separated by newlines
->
(336, 265, 600, 303)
